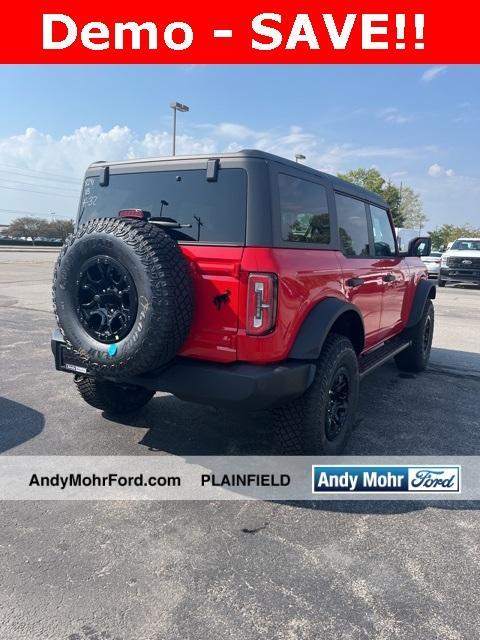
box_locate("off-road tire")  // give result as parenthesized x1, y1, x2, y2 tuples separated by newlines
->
(394, 300, 434, 373)
(438, 279, 446, 288)
(75, 376, 154, 415)
(53, 218, 193, 378)
(272, 334, 359, 455)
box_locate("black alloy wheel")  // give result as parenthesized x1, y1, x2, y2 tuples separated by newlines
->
(77, 255, 138, 343)
(422, 315, 432, 355)
(325, 367, 351, 441)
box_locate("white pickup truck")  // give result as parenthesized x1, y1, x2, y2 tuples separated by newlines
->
(439, 237, 480, 287)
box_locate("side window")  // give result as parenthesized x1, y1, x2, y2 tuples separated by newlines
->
(335, 193, 370, 257)
(278, 174, 330, 244)
(370, 205, 397, 257)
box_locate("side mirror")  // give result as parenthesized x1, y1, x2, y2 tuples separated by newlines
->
(406, 236, 431, 257)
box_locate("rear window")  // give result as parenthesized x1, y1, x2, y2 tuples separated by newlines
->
(78, 168, 247, 244)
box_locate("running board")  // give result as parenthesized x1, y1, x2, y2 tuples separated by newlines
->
(359, 337, 411, 379)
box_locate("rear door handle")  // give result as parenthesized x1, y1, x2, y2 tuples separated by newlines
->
(346, 277, 365, 288)
(383, 273, 396, 283)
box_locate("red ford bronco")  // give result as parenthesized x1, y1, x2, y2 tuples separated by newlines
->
(52, 150, 435, 454)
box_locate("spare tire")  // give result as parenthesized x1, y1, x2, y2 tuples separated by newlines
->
(53, 217, 193, 378)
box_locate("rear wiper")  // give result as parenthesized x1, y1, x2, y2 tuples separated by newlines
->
(118, 207, 192, 229)
(149, 216, 192, 229)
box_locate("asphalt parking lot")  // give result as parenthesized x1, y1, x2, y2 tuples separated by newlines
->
(1, 250, 479, 640)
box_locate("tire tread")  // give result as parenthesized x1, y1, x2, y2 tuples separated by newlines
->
(75, 376, 154, 415)
(272, 334, 359, 455)
(53, 218, 193, 378)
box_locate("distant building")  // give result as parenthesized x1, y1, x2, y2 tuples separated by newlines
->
(0, 224, 10, 237)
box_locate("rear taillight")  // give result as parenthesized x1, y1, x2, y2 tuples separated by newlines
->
(246, 273, 278, 336)
(119, 209, 150, 220)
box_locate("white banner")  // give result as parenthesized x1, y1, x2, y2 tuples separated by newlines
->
(0, 455, 477, 500)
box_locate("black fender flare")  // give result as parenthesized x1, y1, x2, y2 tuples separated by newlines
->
(406, 279, 436, 328)
(289, 298, 365, 361)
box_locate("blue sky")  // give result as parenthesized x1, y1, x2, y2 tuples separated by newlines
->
(0, 64, 479, 228)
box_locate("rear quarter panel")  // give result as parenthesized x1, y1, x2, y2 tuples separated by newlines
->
(237, 248, 345, 363)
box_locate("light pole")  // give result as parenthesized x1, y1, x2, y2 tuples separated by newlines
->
(295, 153, 306, 163)
(170, 102, 190, 156)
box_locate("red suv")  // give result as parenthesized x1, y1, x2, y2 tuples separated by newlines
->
(52, 150, 435, 454)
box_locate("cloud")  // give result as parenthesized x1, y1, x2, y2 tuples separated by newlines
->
(0, 125, 216, 178)
(428, 163, 455, 178)
(421, 66, 448, 83)
(377, 107, 413, 125)
(0, 122, 442, 221)
(0, 123, 436, 178)
(318, 143, 435, 167)
(212, 123, 256, 139)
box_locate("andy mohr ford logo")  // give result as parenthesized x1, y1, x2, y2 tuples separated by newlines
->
(312, 465, 461, 493)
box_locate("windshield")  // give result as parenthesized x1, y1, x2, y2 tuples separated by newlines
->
(450, 240, 480, 251)
(78, 168, 247, 244)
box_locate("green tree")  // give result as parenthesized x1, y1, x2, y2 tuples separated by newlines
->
(399, 186, 428, 232)
(429, 224, 480, 250)
(43, 219, 74, 242)
(383, 181, 404, 227)
(338, 168, 385, 193)
(7, 217, 48, 246)
(338, 168, 405, 226)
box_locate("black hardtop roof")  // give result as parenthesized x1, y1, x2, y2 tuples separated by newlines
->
(90, 149, 387, 208)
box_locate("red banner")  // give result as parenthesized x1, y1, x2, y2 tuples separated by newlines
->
(0, 0, 477, 63)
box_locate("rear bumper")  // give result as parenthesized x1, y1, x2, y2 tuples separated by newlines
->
(51, 330, 316, 410)
(440, 268, 480, 284)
